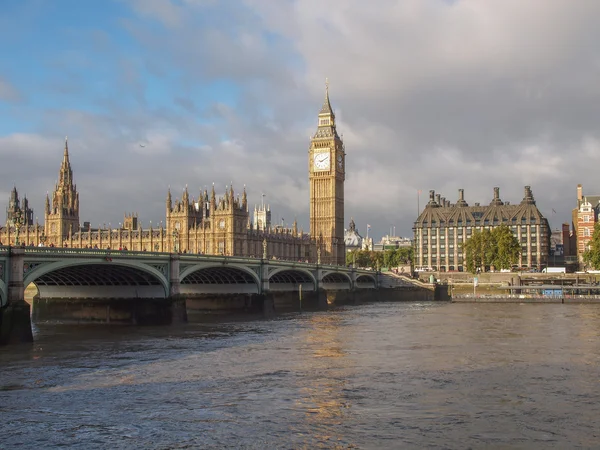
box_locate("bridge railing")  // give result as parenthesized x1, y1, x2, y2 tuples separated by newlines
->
(0, 245, 374, 276)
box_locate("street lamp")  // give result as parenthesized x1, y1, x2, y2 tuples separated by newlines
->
(40, 232, 47, 247)
(12, 208, 25, 246)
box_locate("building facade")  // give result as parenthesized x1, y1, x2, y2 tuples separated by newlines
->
(0, 85, 347, 263)
(413, 186, 551, 271)
(308, 81, 346, 265)
(572, 184, 600, 262)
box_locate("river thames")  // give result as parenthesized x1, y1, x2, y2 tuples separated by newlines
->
(2, 301, 600, 449)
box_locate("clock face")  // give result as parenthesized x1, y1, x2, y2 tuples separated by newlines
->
(313, 152, 330, 170)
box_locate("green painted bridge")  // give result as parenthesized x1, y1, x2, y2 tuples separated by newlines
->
(0, 246, 395, 345)
(0, 246, 379, 306)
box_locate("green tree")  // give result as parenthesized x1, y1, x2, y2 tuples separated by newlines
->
(395, 247, 413, 265)
(491, 224, 521, 270)
(462, 229, 493, 273)
(583, 223, 600, 269)
(383, 249, 396, 268)
(462, 226, 520, 273)
(369, 251, 384, 271)
(355, 250, 371, 268)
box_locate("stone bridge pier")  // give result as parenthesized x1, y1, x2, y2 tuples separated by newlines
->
(0, 248, 33, 344)
(168, 255, 187, 324)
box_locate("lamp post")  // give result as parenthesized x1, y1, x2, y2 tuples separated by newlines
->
(40, 232, 47, 247)
(12, 208, 25, 246)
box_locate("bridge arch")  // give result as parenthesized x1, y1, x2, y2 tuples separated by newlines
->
(356, 274, 376, 283)
(268, 267, 316, 284)
(180, 263, 260, 294)
(321, 271, 353, 290)
(356, 273, 376, 289)
(23, 260, 169, 299)
(268, 267, 316, 292)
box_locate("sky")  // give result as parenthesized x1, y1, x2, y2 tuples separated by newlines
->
(1, 0, 600, 240)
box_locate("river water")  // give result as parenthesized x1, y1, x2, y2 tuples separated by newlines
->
(2, 301, 600, 449)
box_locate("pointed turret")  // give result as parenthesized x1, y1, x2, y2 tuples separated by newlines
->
(319, 78, 333, 115)
(59, 136, 73, 186)
(46, 137, 79, 240)
(242, 185, 248, 211)
(63, 136, 69, 162)
(166, 187, 172, 211)
(210, 183, 216, 210)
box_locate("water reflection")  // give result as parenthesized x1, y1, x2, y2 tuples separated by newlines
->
(293, 313, 354, 448)
(3, 303, 600, 448)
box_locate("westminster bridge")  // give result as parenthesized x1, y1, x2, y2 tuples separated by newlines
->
(0, 246, 433, 345)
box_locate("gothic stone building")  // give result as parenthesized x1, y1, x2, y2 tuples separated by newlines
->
(308, 81, 346, 265)
(413, 186, 550, 271)
(0, 83, 347, 263)
(6, 186, 33, 226)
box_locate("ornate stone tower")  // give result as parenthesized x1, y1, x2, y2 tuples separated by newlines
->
(6, 186, 34, 225)
(45, 137, 80, 243)
(308, 80, 345, 265)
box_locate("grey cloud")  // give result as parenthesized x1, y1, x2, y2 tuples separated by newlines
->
(0, 77, 23, 103)
(4, 0, 600, 241)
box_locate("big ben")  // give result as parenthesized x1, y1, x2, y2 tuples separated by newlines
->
(309, 80, 345, 265)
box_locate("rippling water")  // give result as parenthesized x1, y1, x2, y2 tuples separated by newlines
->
(2, 302, 600, 449)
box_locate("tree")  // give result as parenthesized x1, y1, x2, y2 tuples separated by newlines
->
(583, 223, 600, 269)
(461, 226, 520, 273)
(462, 229, 491, 273)
(491, 224, 521, 270)
(369, 251, 384, 270)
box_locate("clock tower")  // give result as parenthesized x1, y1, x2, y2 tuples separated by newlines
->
(309, 80, 345, 265)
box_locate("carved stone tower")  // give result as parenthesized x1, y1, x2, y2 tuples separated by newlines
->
(45, 137, 80, 243)
(6, 186, 34, 225)
(308, 80, 345, 265)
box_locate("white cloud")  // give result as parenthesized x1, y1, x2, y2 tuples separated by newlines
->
(3, 0, 600, 239)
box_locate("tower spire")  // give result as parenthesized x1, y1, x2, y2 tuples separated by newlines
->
(319, 78, 333, 115)
(64, 136, 69, 160)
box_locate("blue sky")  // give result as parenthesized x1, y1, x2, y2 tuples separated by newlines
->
(0, 0, 242, 136)
(2, 0, 600, 238)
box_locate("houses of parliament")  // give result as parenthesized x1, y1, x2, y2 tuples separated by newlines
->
(1, 85, 347, 265)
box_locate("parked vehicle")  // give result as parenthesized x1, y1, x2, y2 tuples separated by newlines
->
(542, 267, 566, 273)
